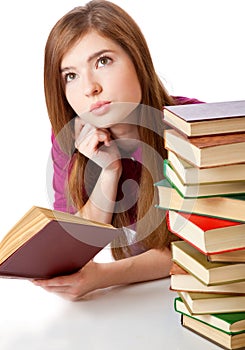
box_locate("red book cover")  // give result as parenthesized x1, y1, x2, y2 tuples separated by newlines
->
(167, 211, 245, 255)
(0, 214, 122, 279)
(178, 212, 240, 230)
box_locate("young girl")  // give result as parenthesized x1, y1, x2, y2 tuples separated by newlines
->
(34, 0, 199, 300)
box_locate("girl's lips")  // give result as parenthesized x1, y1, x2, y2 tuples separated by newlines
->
(90, 101, 111, 116)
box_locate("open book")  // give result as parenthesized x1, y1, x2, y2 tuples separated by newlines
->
(0, 206, 122, 279)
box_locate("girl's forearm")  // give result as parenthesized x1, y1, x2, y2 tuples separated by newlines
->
(78, 167, 121, 224)
(96, 248, 172, 288)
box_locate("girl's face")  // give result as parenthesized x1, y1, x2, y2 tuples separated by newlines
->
(61, 30, 142, 128)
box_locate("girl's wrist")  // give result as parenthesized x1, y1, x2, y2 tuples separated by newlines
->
(101, 163, 122, 180)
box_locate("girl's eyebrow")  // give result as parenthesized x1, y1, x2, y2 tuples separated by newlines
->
(87, 49, 115, 63)
(60, 49, 115, 73)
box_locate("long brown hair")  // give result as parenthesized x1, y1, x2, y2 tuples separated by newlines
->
(44, 0, 177, 259)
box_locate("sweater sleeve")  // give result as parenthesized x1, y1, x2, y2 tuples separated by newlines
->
(173, 95, 204, 105)
(51, 132, 75, 213)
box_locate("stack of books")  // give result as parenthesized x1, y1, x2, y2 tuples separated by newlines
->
(155, 100, 245, 350)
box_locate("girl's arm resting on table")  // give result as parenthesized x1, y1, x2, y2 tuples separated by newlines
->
(33, 247, 172, 301)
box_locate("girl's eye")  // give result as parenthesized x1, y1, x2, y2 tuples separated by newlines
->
(64, 72, 77, 83)
(96, 56, 112, 68)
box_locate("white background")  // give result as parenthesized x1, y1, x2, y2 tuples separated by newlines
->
(0, 0, 244, 237)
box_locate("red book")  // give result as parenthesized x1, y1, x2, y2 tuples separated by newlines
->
(167, 211, 245, 255)
(0, 206, 121, 279)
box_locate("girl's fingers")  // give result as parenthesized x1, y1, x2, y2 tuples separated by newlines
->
(74, 123, 121, 170)
(33, 278, 70, 288)
(97, 131, 111, 146)
(74, 116, 85, 140)
(75, 124, 111, 150)
(75, 123, 94, 148)
(169, 262, 187, 275)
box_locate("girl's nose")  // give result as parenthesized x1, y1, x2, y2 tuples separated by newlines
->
(84, 75, 102, 97)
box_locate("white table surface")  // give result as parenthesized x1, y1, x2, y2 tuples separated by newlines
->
(0, 249, 221, 350)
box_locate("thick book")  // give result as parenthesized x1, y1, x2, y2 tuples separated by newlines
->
(163, 100, 245, 137)
(171, 241, 245, 286)
(171, 274, 245, 295)
(164, 129, 245, 168)
(175, 297, 245, 334)
(155, 179, 245, 223)
(164, 159, 245, 197)
(167, 150, 245, 183)
(208, 249, 245, 263)
(181, 314, 245, 349)
(167, 211, 245, 255)
(0, 206, 122, 279)
(178, 291, 245, 315)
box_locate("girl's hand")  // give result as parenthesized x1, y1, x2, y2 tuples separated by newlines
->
(33, 261, 103, 301)
(33, 249, 173, 301)
(169, 262, 187, 275)
(74, 118, 122, 173)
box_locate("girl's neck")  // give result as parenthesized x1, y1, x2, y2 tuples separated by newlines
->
(110, 123, 140, 153)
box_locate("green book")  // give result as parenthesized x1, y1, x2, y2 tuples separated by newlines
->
(154, 178, 245, 222)
(163, 159, 245, 198)
(181, 313, 245, 349)
(174, 297, 245, 335)
(166, 150, 245, 184)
